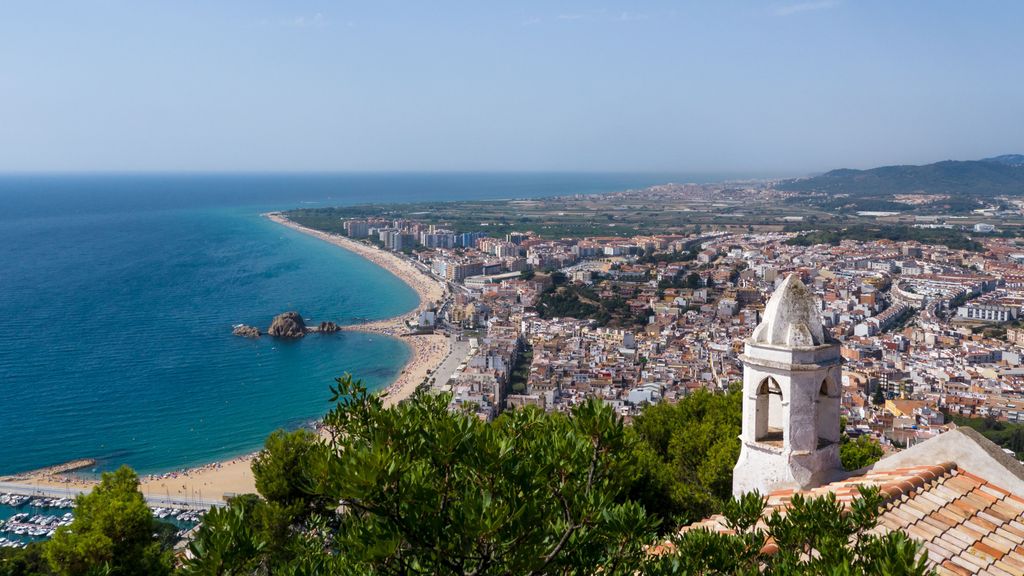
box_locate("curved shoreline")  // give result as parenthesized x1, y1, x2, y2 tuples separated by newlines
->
(264, 211, 449, 408)
(1, 212, 451, 507)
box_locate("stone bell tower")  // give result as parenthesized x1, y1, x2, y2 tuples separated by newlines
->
(732, 274, 842, 496)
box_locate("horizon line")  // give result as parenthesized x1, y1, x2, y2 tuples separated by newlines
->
(0, 169, 800, 178)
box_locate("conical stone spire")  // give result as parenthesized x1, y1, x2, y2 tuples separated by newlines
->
(750, 274, 827, 348)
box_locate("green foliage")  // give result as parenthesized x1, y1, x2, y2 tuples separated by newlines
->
(181, 497, 271, 576)
(646, 487, 934, 576)
(0, 543, 49, 576)
(785, 225, 983, 252)
(506, 344, 534, 397)
(185, 374, 658, 574)
(638, 248, 699, 265)
(536, 285, 600, 320)
(178, 374, 942, 575)
(536, 283, 648, 327)
(252, 429, 320, 508)
(780, 160, 1024, 203)
(841, 435, 885, 471)
(627, 387, 742, 529)
(44, 466, 172, 576)
(872, 385, 886, 406)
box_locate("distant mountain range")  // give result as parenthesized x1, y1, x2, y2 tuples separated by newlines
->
(778, 155, 1024, 213)
(982, 154, 1024, 167)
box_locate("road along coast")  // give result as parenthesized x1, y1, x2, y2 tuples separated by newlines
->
(0, 213, 452, 507)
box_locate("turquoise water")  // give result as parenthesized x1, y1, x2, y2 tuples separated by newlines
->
(0, 173, 724, 476)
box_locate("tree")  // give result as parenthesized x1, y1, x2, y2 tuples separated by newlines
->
(626, 387, 742, 529)
(181, 496, 271, 576)
(0, 542, 49, 576)
(251, 429, 320, 509)
(45, 466, 172, 576)
(841, 435, 885, 471)
(872, 385, 886, 405)
(183, 375, 936, 575)
(185, 374, 658, 574)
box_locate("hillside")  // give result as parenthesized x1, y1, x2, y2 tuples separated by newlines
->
(780, 158, 1024, 199)
(776, 156, 1024, 214)
(983, 154, 1024, 167)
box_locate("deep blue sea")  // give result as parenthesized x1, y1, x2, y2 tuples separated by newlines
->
(0, 172, 727, 476)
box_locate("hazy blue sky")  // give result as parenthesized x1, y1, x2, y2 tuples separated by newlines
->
(1, 1, 1021, 174)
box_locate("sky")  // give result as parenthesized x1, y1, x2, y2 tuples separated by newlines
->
(0, 1, 1022, 174)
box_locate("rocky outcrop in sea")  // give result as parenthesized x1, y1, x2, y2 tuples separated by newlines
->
(267, 311, 307, 338)
(232, 324, 261, 338)
(317, 321, 341, 333)
(233, 312, 346, 338)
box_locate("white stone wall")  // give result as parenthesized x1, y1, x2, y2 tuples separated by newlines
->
(733, 339, 842, 496)
(732, 274, 845, 496)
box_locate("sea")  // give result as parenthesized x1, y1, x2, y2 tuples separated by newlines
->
(0, 172, 733, 477)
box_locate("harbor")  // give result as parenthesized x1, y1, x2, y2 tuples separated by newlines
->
(0, 492, 204, 550)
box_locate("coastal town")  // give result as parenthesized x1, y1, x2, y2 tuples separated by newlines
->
(7, 190, 1024, 568)
(278, 186, 1024, 468)
(7, 1, 1024, 571)
(8, 181, 1024, 516)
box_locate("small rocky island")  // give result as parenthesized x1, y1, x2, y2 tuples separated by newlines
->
(317, 321, 341, 333)
(233, 312, 343, 339)
(232, 324, 261, 338)
(267, 311, 307, 338)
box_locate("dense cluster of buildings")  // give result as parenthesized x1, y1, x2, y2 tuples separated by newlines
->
(338, 216, 1024, 461)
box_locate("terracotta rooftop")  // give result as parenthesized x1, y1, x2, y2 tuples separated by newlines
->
(683, 462, 1024, 575)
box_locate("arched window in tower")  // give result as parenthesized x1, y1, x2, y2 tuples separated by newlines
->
(755, 377, 784, 446)
(816, 378, 839, 446)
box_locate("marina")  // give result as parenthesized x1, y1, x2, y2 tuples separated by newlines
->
(0, 492, 204, 548)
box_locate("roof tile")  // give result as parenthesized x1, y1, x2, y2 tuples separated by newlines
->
(983, 563, 1016, 576)
(980, 483, 1012, 499)
(939, 561, 971, 576)
(946, 474, 981, 493)
(950, 498, 983, 518)
(678, 462, 1024, 572)
(995, 551, 1024, 572)
(969, 541, 1002, 564)
(941, 528, 977, 549)
(988, 532, 1022, 551)
(994, 559, 1024, 575)
(980, 535, 1015, 556)
(906, 523, 938, 542)
(965, 489, 1000, 508)
(949, 553, 986, 573)
(924, 541, 953, 562)
(967, 514, 1000, 534)
(978, 510, 1011, 527)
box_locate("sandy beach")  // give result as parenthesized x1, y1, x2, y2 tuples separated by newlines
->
(2, 213, 451, 506)
(264, 212, 449, 409)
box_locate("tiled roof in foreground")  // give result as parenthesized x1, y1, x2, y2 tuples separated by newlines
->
(683, 462, 1024, 576)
